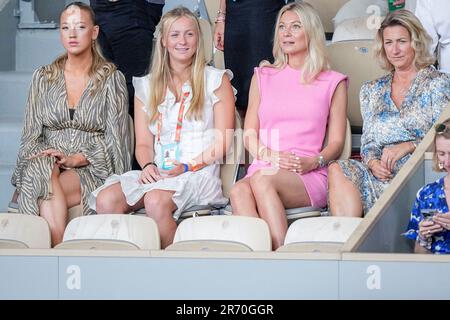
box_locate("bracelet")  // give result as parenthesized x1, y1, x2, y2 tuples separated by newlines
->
(215, 10, 226, 23)
(142, 161, 157, 170)
(411, 140, 417, 150)
(182, 163, 189, 173)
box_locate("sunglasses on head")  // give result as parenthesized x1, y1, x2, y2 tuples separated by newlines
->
(435, 123, 450, 134)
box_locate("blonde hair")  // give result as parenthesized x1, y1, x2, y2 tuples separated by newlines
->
(260, 2, 329, 84)
(44, 2, 115, 93)
(433, 118, 450, 172)
(148, 6, 206, 122)
(374, 9, 436, 72)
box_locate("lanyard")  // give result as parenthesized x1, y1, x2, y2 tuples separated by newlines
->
(157, 91, 190, 143)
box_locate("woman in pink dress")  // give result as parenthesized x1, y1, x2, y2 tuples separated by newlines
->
(229, 2, 348, 250)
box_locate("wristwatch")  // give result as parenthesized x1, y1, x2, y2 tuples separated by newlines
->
(318, 155, 326, 168)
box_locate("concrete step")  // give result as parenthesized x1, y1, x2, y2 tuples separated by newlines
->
(0, 117, 23, 164)
(0, 164, 15, 212)
(0, 71, 33, 117)
(16, 29, 63, 72)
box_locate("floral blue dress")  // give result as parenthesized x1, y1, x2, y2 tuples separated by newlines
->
(404, 177, 450, 254)
(336, 66, 450, 215)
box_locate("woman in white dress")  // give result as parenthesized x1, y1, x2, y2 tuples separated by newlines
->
(90, 7, 236, 248)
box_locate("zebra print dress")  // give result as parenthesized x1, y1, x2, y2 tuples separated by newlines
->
(11, 66, 131, 216)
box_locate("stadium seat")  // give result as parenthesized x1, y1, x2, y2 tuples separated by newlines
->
(166, 215, 271, 252)
(199, 18, 213, 64)
(55, 214, 160, 250)
(0, 213, 51, 249)
(213, 49, 225, 69)
(332, 16, 379, 43)
(204, 0, 220, 26)
(277, 216, 362, 252)
(304, 0, 349, 34)
(332, 0, 388, 30)
(326, 40, 385, 129)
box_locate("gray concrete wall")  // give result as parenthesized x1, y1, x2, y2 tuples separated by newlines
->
(0, 0, 18, 71)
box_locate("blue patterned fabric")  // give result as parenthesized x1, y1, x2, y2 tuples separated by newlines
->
(404, 177, 450, 254)
(337, 66, 450, 215)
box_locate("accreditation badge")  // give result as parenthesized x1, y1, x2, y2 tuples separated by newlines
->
(161, 143, 180, 170)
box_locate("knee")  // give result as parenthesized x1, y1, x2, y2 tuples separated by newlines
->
(144, 191, 172, 221)
(328, 163, 343, 185)
(249, 170, 273, 192)
(96, 189, 124, 214)
(230, 182, 252, 202)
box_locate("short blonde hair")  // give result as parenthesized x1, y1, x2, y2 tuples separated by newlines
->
(433, 118, 450, 172)
(148, 6, 206, 122)
(374, 10, 435, 71)
(260, 2, 329, 84)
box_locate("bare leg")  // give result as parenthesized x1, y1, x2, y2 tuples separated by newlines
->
(96, 182, 144, 214)
(250, 169, 312, 250)
(10, 190, 19, 203)
(230, 177, 258, 217)
(328, 163, 363, 217)
(144, 190, 177, 249)
(59, 170, 81, 209)
(39, 166, 68, 247)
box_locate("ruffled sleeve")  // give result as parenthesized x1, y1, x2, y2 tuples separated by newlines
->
(132, 75, 151, 115)
(206, 66, 237, 107)
(80, 70, 131, 179)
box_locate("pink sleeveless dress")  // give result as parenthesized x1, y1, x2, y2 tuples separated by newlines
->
(246, 65, 348, 207)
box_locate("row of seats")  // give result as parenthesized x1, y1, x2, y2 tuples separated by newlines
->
(0, 213, 362, 252)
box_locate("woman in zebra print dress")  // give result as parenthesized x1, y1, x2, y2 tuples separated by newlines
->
(10, 2, 131, 246)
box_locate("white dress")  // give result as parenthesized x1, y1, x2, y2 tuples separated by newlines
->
(89, 66, 234, 219)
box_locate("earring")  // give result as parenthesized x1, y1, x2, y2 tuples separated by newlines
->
(439, 162, 444, 170)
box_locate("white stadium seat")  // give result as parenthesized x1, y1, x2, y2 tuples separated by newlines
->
(332, 0, 388, 30)
(277, 217, 362, 252)
(55, 214, 160, 250)
(166, 216, 271, 252)
(332, 16, 379, 43)
(0, 213, 51, 249)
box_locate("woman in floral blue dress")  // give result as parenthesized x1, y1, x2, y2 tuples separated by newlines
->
(328, 10, 450, 217)
(404, 119, 450, 254)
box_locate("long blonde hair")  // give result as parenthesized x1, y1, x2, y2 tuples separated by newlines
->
(261, 2, 329, 84)
(44, 2, 115, 93)
(148, 6, 206, 122)
(374, 10, 435, 71)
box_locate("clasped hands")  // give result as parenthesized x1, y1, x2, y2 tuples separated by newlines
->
(368, 142, 414, 182)
(265, 149, 318, 175)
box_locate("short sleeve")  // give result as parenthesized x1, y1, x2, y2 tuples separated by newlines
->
(328, 71, 348, 106)
(206, 66, 237, 107)
(132, 75, 150, 110)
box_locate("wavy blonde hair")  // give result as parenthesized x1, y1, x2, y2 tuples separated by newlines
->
(148, 6, 206, 122)
(260, 2, 329, 84)
(374, 9, 435, 72)
(44, 2, 115, 93)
